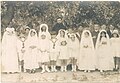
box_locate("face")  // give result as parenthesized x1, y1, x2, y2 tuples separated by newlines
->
(113, 33, 118, 38)
(25, 28, 30, 34)
(94, 25, 99, 30)
(20, 37, 25, 42)
(71, 35, 75, 41)
(101, 25, 106, 30)
(101, 32, 106, 37)
(41, 26, 46, 32)
(78, 26, 83, 32)
(84, 32, 89, 38)
(6, 30, 13, 35)
(51, 34, 56, 39)
(73, 28, 77, 31)
(33, 23, 36, 27)
(60, 30, 65, 37)
(68, 28, 73, 33)
(30, 31, 36, 37)
(57, 19, 62, 23)
(41, 35, 46, 39)
(109, 25, 114, 30)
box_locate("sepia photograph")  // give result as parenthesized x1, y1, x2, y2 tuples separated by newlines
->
(0, 1, 120, 83)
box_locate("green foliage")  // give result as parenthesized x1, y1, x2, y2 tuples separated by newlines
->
(1, 1, 120, 30)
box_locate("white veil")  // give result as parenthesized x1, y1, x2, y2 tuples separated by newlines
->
(95, 30, 110, 49)
(27, 29, 38, 39)
(80, 30, 94, 51)
(2, 28, 16, 54)
(69, 33, 79, 41)
(38, 32, 50, 51)
(56, 29, 68, 39)
(25, 29, 38, 48)
(39, 32, 47, 41)
(68, 33, 80, 50)
(39, 24, 51, 39)
(112, 30, 120, 37)
(39, 24, 49, 33)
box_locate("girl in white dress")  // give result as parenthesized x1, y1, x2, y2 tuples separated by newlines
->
(39, 24, 51, 39)
(24, 29, 39, 73)
(57, 29, 69, 72)
(38, 32, 50, 73)
(96, 30, 114, 72)
(110, 30, 120, 70)
(2, 28, 20, 73)
(78, 30, 95, 72)
(68, 33, 80, 72)
(49, 33, 60, 72)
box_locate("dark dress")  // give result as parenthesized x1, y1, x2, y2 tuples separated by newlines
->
(52, 23, 66, 33)
(91, 30, 99, 48)
(107, 30, 114, 38)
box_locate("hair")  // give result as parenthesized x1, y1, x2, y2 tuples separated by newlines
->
(84, 32, 90, 36)
(41, 26, 46, 31)
(100, 31, 107, 41)
(60, 30, 65, 37)
(51, 31, 57, 35)
(25, 28, 30, 31)
(57, 17, 62, 20)
(111, 33, 119, 38)
(30, 30, 36, 36)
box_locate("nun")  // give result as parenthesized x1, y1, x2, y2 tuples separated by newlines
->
(24, 29, 39, 73)
(110, 30, 120, 70)
(38, 32, 50, 73)
(57, 29, 69, 72)
(78, 30, 95, 72)
(68, 33, 80, 72)
(39, 24, 51, 39)
(2, 27, 20, 73)
(96, 30, 114, 72)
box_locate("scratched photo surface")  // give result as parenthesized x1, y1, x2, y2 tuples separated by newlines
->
(1, 1, 120, 83)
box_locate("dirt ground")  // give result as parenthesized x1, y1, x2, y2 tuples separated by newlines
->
(1, 71, 120, 83)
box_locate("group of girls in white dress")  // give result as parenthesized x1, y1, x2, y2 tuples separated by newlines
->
(1, 23, 120, 74)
